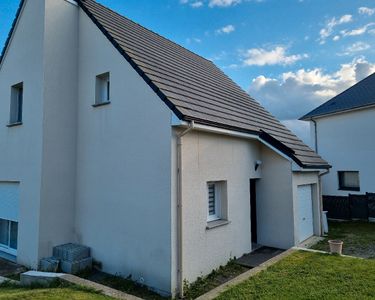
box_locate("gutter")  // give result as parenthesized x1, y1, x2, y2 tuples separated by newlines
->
(176, 121, 195, 298)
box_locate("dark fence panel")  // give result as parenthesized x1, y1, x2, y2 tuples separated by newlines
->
(323, 196, 351, 220)
(323, 194, 375, 221)
(367, 193, 375, 219)
(349, 194, 369, 220)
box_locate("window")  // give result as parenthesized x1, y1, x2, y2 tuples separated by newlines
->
(338, 171, 360, 191)
(0, 218, 18, 252)
(95, 72, 110, 106)
(9, 82, 23, 125)
(207, 181, 227, 222)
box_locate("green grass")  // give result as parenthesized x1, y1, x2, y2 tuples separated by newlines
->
(0, 282, 113, 300)
(216, 251, 375, 300)
(183, 259, 249, 299)
(312, 221, 375, 258)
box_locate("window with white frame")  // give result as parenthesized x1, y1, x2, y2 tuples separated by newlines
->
(338, 171, 360, 191)
(95, 72, 110, 105)
(0, 218, 18, 252)
(9, 82, 23, 125)
(207, 181, 227, 222)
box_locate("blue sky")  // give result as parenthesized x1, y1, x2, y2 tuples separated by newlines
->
(1, 0, 374, 144)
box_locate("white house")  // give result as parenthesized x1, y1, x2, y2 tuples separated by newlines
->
(301, 73, 375, 197)
(0, 0, 329, 296)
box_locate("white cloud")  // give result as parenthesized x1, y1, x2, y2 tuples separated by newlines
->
(339, 42, 370, 56)
(319, 14, 353, 44)
(209, 0, 242, 7)
(340, 22, 375, 37)
(281, 120, 312, 147)
(249, 58, 375, 121)
(191, 1, 204, 7)
(332, 35, 340, 41)
(215, 24, 236, 34)
(186, 37, 202, 44)
(242, 46, 308, 66)
(358, 7, 375, 16)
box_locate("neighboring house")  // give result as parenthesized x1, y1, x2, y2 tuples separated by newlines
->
(301, 73, 375, 197)
(0, 0, 329, 296)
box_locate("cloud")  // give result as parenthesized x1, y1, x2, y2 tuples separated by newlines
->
(358, 7, 375, 16)
(242, 46, 308, 66)
(180, 0, 262, 8)
(209, 0, 242, 7)
(186, 37, 202, 44)
(319, 14, 353, 44)
(248, 58, 375, 121)
(339, 42, 370, 56)
(281, 120, 312, 147)
(180, 0, 204, 8)
(215, 24, 235, 34)
(340, 22, 375, 37)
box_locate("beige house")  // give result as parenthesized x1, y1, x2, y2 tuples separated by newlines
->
(0, 0, 329, 296)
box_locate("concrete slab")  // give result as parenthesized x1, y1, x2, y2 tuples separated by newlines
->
(20, 271, 65, 286)
(236, 246, 284, 268)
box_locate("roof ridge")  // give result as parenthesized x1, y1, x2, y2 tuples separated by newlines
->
(80, 0, 215, 66)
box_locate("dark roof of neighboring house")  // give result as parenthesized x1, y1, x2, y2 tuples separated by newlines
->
(301, 72, 375, 120)
(0, 0, 329, 169)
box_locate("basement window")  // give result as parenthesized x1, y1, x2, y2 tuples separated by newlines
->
(8, 82, 23, 126)
(338, 171, 360, 191)
(207, 181, 227, 223)
(94, 72, 110, 107)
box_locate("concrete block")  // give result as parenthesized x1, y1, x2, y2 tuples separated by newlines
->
(20, 271, 64, 287)
(60, 257, 92, 275)
(40, 257, 60, 273)
(53, 243, 90, 262)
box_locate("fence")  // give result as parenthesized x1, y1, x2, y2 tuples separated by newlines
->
(323, 193, 375, 221)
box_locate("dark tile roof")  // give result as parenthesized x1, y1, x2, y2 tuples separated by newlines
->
(301, 72, 375, 120)
(0, 0, 329, 169)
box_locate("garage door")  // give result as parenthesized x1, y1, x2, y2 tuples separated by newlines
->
(297, 184, 314, 243)
(0, 183, 19, 256)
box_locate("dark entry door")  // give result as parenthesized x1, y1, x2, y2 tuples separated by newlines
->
(250, 179, 257, 244)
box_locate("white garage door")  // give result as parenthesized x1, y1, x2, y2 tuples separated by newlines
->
(0, 182, 19, 256)
(297, 184, 314, 243)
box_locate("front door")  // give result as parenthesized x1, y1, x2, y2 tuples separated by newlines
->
(250, 179, 257, 244)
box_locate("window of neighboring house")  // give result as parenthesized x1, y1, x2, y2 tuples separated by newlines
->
(94, 72, 110, 106)
(9, 82, 23, 125)
(207, 181, 227, 222)
(338, 171, 360, 191)
(0, 218, 18, 251)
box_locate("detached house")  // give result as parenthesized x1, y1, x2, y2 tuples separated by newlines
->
(0, 0, 329, 296)
(301, 73, 375, 197)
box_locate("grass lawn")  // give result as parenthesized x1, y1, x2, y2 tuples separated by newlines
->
(312, 221, 375, 258)
(216, 251, 375, 300)
(0, 283, 113, 300)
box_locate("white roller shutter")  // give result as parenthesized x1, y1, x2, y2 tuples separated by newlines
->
(0, 182, 20, 222)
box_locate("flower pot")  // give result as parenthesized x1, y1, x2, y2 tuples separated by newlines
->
(328, 240, 343, 255)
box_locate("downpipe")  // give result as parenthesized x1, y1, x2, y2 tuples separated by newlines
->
(176, 121, 194, 298)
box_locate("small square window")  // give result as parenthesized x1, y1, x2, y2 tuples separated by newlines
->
(338, 171, 360, 191)
(95, 72, 110, 105)
(9, 82, 23, 125)
(207, 181, 227, 222)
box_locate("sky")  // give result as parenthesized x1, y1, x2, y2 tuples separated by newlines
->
(1, 0, 374, 145)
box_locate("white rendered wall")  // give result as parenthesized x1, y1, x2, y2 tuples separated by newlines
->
(38, 0, 79, 259)
(75, 10, 173, 295)
(313, 107, 375, 196)
(0, 0, 45, 267)
(180, 130, 262, 284)
(256, 146, 295, 249)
